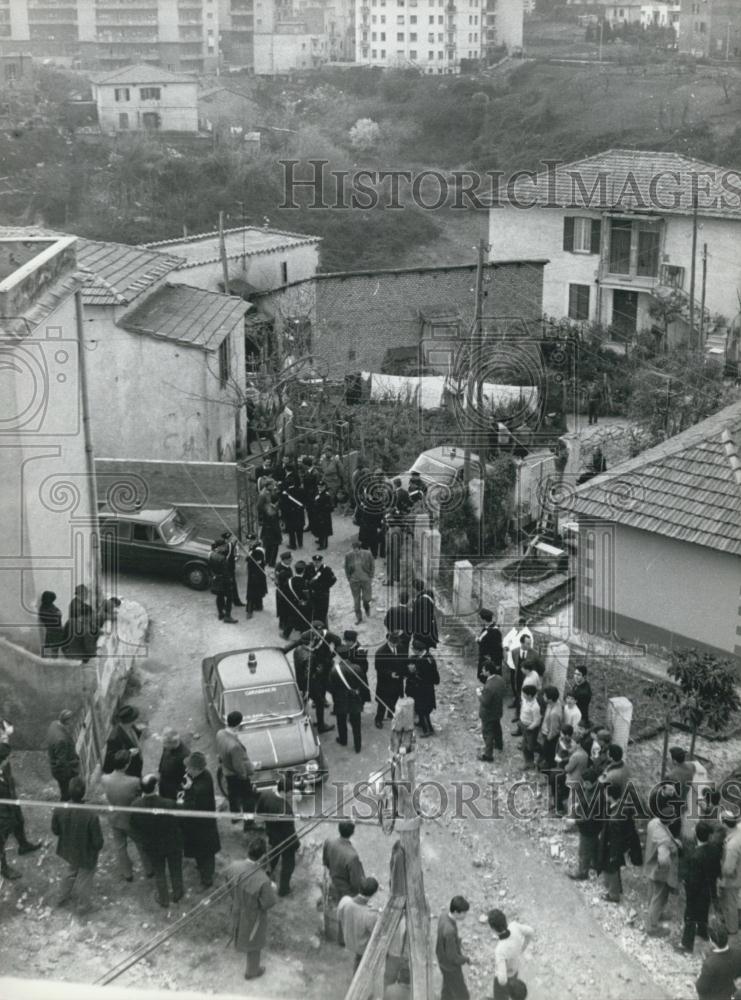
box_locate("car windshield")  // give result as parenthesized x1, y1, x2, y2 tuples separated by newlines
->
(411, 456, 457, 484)
(223, 682, 302, 722)
(160, 509, 190, 545)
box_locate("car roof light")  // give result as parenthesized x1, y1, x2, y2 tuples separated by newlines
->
(248, 653, 257, 674)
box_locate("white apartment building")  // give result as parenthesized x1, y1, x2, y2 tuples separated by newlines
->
(354, 0, 522, 72)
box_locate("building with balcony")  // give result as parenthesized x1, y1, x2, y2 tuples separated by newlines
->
(251, 0, 351, 73)
(219, 0, 255, 67)
(678, 0, 741, 58)
(0, 0, 218, 73)
(91, 63, 199, 131)
(486, 148, 741, 354)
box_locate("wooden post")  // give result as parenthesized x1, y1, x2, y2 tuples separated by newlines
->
(218, 211, 230, 295)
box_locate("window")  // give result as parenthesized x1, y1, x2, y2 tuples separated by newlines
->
(410, 31, 417, 40)
(4, 64, 16, 82)
(397, 14, 404, 22)
(380, 31, 386, 40)
(438, 32, 443, 40)
(114, 87, 130, 102)
(438, 14, 443, 23)
(118, 112, 129, 129)
(372, 30, 377, 39)
(438, 50, 443, 58)
(372, 14, 377, 21)
(280, 260, 288, 284)
(699, 20, 706, 32)
(381, 48, 386, 56)
(636, 226, 660, 277)
(410, 14, 417, 22)
(397, 31, 404, 39)
(410, 48, 417, 57)
(563, 216, 600, 254)
(429, 14, 434, 23)
(428, 31, 434, 40)
(141, 112, 161, 130)
(428, 49, 434, 58)
(380, 14, 386, 21)
(139, 87, 161, 100)
(219, 337, 231, 387)
(132, 524, 155, 542)
(608, 219, 632, 274)
(568, 284, 590, 321)
(372, 48, 377, 56)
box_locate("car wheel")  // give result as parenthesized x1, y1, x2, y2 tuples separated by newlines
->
(184, 562, 210, 590)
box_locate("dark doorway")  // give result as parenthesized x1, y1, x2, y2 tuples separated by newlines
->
(612, 289, 638, 338)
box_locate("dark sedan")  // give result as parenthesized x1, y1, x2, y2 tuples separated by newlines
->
(99, 506, 214, 590)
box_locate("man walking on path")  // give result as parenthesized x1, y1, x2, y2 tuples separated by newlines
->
(51, 777, 103, 916)
(478, 660, 505, 761)
(46, 709, 80, 801)
(227, 838, 278, 981)
(101, 750, 151, 882)
(676, 818, 721, 954)
(308, 554, 337, 626)
(330, 631, 369, 753)
(130, 774, 184, 909)
(487, 909, 534, 1000)
(209, 538, 237, 623)
(436, 895, 471, 1000)
(256, 776, 300, 897)
(384, 593, 413, 652)
(345, 539, 375, 625)
(374, 631, 408, 729)
(216, 711, 255, 830)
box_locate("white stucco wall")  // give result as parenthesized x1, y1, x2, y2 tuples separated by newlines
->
(0, 293, 97, 637)
(489, 204, 741, 327)
(95, 81, 199, 133)
(169, 242, 320, 294)
(81, 304, 245, 462)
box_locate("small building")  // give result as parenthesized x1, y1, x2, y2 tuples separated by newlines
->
(678, 0, 741, 58)
(570, 400, 741, 664)
(0, 233, 98, 644)
(252, 259, 547, 378)
(143, 226, 321, 294)
(90, 64, 199, 133)
(486, 148, 741, 358)
(197, 85, 262, 133)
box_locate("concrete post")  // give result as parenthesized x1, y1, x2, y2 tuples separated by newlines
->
(421, 528, 441, 589)
(452, 560, 475, 615)
(545, 641, 570, 698)
(608, 697, 633, 751)
(497, 599, 520, 631)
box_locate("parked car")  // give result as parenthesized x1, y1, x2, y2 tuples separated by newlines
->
(99, 506, 214, 590)
(201, 646, 327, 793)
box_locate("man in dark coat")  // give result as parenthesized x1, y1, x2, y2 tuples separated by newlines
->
(64, 584, 98, 662)
(284, 559, 310, 637)
(38, 590, 64, 657)
(323, 821, 366, 903)
(0, 743, 41, 879)
(478, 660, 505, 760)
(103, 704, 144, 777)
(411, 579, 439, 649)
(179, 751, 220, 890)
(476, 609, 503, 678)
(274, 551, 294, 639)
(209, 538, 237, 623)
(130, 774, 184, 908)
(51, 777, 103, 915)
(256, 776, 300, 897)
(599, 782, 642, 903)
(158, 728, 189, 802)
(374, 631, 408, 728)
(695, 923, 741, 1000)
(570, 667, 592, 728)
(384, 593, 413, 653)
(677, 818, 722, 954)
(312, 482, 334, 552)
(259, 489, 282, 568)
(330, 631, 369, 753)
(245, 535, 268, 618)
(301, 457, 319, 533)
(280, 481, 307, 550)
(227, 838, 278, 980)
(308, 554, 337, 627)
(436, 896, 471, 1000)
(46, 709, 80, 801)
(568, 768, 604, 882)
(221, 531, 244, 608)
(405, 639, 440, 737)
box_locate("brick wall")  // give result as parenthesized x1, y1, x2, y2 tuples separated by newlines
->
(255, 261, 545, 378)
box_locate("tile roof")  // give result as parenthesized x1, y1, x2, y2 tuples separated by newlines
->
(90, 64, 197, 86)
(76, 240, 183, 306)
(570, 400, 741, 556)
(118, 283, 250, 350)
(492, 148, 741, 221)
(142, 226, 321, 267)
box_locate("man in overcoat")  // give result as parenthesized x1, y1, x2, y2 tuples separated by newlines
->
(227, 838, 278, 980)
(51, 776, 103, 914)
(46, 709, 80, 801)
(179, 751, 220, 890)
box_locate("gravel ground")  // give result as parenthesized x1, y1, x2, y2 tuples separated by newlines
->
(0, 512, 699, 999)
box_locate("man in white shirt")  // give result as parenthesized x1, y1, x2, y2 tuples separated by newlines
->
(487, 908, 534, 1000)
(502, 625, 533, 709)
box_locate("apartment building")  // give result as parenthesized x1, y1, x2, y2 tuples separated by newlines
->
(679, 0, 741, 58)
(353, 0, 521, 74)
(219, 0, 255, 67)
(0, 0, 218, 73)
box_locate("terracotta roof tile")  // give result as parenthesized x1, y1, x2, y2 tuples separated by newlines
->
(118, 283, 250, 350)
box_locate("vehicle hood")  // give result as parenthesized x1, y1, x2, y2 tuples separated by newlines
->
(178, 533, 215, 557)
(238, 717, 319, 770)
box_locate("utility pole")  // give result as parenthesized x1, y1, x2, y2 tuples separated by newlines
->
(463, 237, 487, 489)
(688, 183, 698, 348)
(699, 243, 708, 345)
(599, 18, 604, 63)
(218, 211, 230, 295)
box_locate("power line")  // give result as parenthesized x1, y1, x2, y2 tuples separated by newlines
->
(93, 759, 397, 987)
